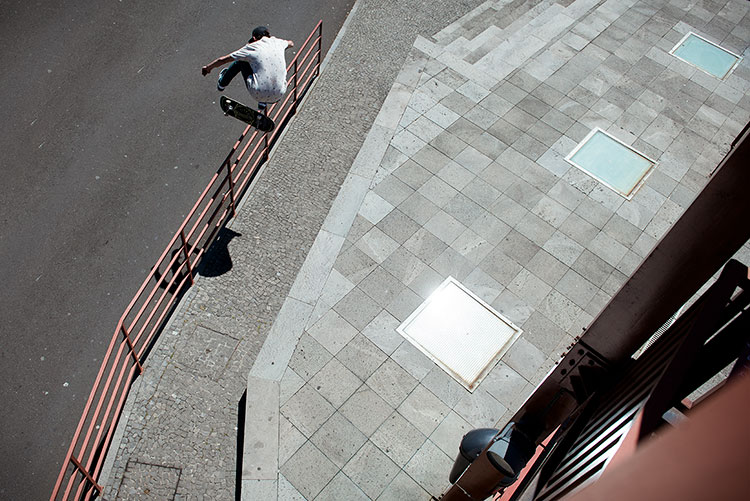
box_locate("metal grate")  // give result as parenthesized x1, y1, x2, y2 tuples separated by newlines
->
(397, 277, 522, 391)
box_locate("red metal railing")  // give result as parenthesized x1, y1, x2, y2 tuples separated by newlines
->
(51, 21, 323, 501)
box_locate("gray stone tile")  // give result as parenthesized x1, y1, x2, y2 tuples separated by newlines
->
(279, 415, 307, 467)
(559, 211, 599, 248)
(334, 287, 383, 331)
(393, 159, 433, 190)
(308, 309, 359, 356)
(418, 175, 460, 208)
(451, 229, 494, 266)
(429, 411, 472, 459)
(497, 229, 542, 267)
(404, 439, 453, 495)
(289, 333, 333, 381)
(430, 130, 469, 160)
(424, 210, 468, 245)
(462, 267, 504, 305)
(454, 387, 508, 428)
(386, 284, 426, 322)
(508, 268, 553, 308)
(555, 268, 599, 310)
(281, 442, 338, 500)
(310, 358, 363, 408)
(311, 411, 368, 469)
(280, 367, 306, 407)
(461, 175, 502, 209)
(361, 309, 403, 356)
(511, 133, 549, 161)
(376, 208, 421, 244)
(421, 363, 468, 409)
(436, 160, 476, 191)
(574, 197, 614, 229)
(479, 246, 524, 286)
(315, 472, 369, 501)
(538, 289, 585, 333)
(487, 117, 525, 145)
(367, 358, 419, 408)
(481, 361, 530, 410)
(371, 411, 426, 467)
(448, 117, 485, 145)
(398, 192, 441, 227)
(397, 385, 450, 436)
(469, 211, 512, 247)
(588, 230, 630, 268)
(341, 385, 394, 436)
(334, 244, 378, 286)
(403, 227, 448, 265)
(504, 337, 547, 381)
(408, 265, 445, 300)
(344, 441, 401, 499)
(281, 383, 336, 438)
(337, 334, 388, 381)
(359, 267, 406, 308)
(376, 470, 431, 501)
(356, 226, 401, 264)
(526, 248, 568, 287)
(504, 178, 546, 212)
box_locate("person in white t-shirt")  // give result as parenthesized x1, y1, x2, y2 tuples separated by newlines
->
(202, 26, 294, 105)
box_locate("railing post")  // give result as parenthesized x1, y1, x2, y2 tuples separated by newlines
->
(120, 325, 144, 374)
(225, 159, 237, 218)
(69, 455, 103, 496)
(179, 230, 195, 285)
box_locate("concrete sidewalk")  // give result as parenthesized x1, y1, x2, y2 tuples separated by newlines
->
(104, 0, 750, 499)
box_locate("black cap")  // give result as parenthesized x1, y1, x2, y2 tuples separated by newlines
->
(252, 26, 270, 40)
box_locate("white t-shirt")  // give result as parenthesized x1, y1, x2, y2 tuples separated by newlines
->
(230, 37, 289, 103)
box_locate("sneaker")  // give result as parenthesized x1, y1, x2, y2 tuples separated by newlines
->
(217, 68, 228, 91)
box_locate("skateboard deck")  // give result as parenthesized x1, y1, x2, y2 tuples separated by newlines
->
(220, 96, 275, 132)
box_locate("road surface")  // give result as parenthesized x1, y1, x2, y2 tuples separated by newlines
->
(0, 0, 354, 498)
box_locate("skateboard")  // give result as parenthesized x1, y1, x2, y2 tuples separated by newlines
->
(220, 96, 275, 132)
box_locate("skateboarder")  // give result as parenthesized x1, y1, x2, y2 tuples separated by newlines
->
(202, 26, 294, 105)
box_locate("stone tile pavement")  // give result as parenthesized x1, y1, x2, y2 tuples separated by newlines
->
(103, 0, 750, 499)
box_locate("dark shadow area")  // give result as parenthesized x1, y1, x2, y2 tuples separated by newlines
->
(197, 228, 242, 278)
(235, 390, 247, 501)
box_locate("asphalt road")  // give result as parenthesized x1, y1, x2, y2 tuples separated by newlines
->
(0, 0, 354, 498)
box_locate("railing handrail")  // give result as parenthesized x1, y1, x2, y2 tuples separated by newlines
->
(51, 20, 323, 501)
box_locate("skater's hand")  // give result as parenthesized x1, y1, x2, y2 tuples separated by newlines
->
(202, 65, 210, 76)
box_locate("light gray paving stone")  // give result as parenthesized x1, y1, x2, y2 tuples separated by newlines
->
(480, 361, 530, 410)
(333, 245, 378, 286)
(241, 479, 276, 501)
(404, 439, 453, 495)
(359, 267, 406, 308)
(421, 363, 468, 409)
(462, 266, 504, 305)
(508, 268, 553, 308)
(343, 441, 406, 499)
(355, 226, 401, 264)
(376, 208, 421, 245)
(361, 309, 404, 356)
(437, 160, 476, 191)
(399, 192, 441, 227)
(308, 268, 355, 330)
(588, 230, 630, 268)
(377, 470, 432, 501)
(454, 387, 508, 428)
(393, 159, 434, 190)
(469, 211, 513, 246)
(451, 229, 494, 266)
(397, 385, 451, 436)
(391, 336, 440, 381)
(367, 358, 420, 408)
(418, 175, 460, 208)
(373, 175, 415, 208)
(310, 411, 368, 469)
(281, 383, 336, 438)
(371, 411, 427, 468)
(445, 193, 486, 228)
(281, 441, 338, 500)
(555, 268, 599, 309)
(243, 376, 279, 480)
(559, 211, 599, 247)
(504, 336, 547, 381)
(408, 265, 446, 299)
(479, 161, 520, 194)
(479, 247, 524, 286)
(497, 229, 541, 266)
(386, 284, 426, 322)
(279, 415, 307, 467)
(538, 289, 585, 332)
(341, 385, 395, 436)
(288, 333, 333, 382)
(526, 248, 568, 287)
(337, 334, 388, 381)
(334, 287, 383, 331)
(310, 358, 362, 408)
(315, 471, 370, 501)
(308, 310, 359, 356)
(280, 367, 306, 407)
(425, 210, 468, 245)
(429, 411, 472, 459)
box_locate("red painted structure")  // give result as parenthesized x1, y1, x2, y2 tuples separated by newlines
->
(50, 21, 323, 501)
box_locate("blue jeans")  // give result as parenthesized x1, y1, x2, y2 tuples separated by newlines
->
(218, 61, 253, 88)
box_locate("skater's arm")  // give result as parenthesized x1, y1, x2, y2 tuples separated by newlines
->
(201, 54, 233, 76)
